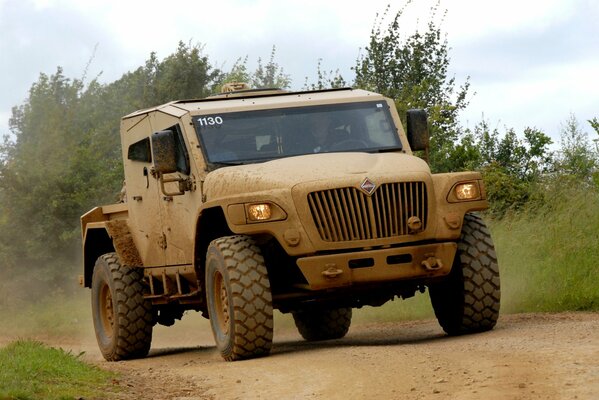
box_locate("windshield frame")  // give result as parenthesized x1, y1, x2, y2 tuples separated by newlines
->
(192, 100, 403, 167)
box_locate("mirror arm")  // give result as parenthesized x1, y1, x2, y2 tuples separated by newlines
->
(158, 174, 194, 197)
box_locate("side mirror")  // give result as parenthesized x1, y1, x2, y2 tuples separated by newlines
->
(151, 130, 177, 174)
(406, 109, 430, 152)
(151, 130, 193, 197)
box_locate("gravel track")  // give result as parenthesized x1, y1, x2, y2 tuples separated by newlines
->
(49, 311, 598, 400)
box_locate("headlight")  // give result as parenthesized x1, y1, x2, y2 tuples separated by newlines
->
(454, 182, 480, 200)
(247, 203, 272, 221)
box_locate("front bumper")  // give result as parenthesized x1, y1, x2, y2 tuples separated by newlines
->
(296, 241, 457, 290)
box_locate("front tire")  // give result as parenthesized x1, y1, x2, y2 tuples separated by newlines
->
(429, 213, 500, 335)
(292, 307, 352, 341)
(205, 236, 273, 361)
(91, 253, 153, 361)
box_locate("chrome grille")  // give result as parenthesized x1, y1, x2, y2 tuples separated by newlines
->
(307, 182, 428, 242)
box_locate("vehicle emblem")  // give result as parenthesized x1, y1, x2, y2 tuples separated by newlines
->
(360, 177, 377, 196)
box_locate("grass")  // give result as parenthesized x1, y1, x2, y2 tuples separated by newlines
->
(0, 340, 116, 400)
(0, 291, 92, 339)
(273, 294, 434, 330)
(490, 188, 599, 313)
(352, 294, 434, 323)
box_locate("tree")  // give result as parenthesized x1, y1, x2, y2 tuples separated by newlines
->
(460, 120, 553, 215)
(555, 114, 597, 182)
(303, 59, 347, 90)
(251, 46, 291, 89)
(1, 68, 89, 279)
(220, 46, 291, 90)
(354, 1, 470, 172)
(0, 42, 222, 290)
(221, 56, 251, 86)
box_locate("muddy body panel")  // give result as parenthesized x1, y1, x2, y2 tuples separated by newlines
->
(295, 242, 457, 290)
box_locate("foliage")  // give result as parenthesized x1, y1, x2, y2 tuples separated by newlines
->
(480, 163, 532, 216)
(303, 58, 347, 90)
(554, 114, 598, 183)
(589, 117, 599, 136)
(220, 46, 291, 90)
(1, 68, 101, 272)
(354, 1, 470, 172)
(109, 41, 221, 111)
(252, 46, 292, 89)
(461, 120, 554, 215)
(0, 340, 116, 400)
(221, 56, 251, 86)
(0, 42, 220, 290)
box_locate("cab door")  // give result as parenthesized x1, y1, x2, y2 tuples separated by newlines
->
(122, 116, 166, 267)
(151, 121, 197, 267)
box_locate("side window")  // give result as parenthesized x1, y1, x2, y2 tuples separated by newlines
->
(128, 137, 152, 162)
(170, 124, 190, 175)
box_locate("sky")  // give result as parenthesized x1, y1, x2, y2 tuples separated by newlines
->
(0, 0, 598, 143)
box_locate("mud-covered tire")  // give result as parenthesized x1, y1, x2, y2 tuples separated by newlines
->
(91, 253, 153, 361)
(429, 213, 500, 335)
(205, 235, 273, 361)
(292, 307, 352, 341)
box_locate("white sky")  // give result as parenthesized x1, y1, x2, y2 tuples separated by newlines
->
(0, 0, 598, 142)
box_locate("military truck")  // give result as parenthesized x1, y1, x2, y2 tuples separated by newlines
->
(80, 85, 500, 362)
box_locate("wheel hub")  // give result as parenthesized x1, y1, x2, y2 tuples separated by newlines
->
(214, 272, 230, 334)
(100, 283, 114, 337)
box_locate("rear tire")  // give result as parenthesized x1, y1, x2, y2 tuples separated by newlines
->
(292, 307, 352, 341)
(91, 253, 153, 361)
(429, 213, 500, 335)
(206, 235, 273, 361)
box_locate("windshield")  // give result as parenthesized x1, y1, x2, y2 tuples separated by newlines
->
(192, 101, 402, 164)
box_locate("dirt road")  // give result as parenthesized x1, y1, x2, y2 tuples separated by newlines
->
(60, 311, 596, 400)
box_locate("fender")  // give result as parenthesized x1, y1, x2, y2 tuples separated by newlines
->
(81, 205, 142, 287)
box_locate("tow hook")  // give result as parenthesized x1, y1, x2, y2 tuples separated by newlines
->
(322, 264, 343, 279)
(421, 256, 443, 271)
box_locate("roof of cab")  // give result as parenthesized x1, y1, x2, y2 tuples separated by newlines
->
(121, 87, 384, 120)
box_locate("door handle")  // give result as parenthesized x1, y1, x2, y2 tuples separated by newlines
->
(143, 167, 149, 188)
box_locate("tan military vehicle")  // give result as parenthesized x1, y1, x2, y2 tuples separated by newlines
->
(80, 85, 500, 362)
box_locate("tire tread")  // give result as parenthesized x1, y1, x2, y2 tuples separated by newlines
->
(429, 214, 500, 335)
(292, 307, 352, 341)
(93, 253, 153, 361)
(208, 236, 273, 361)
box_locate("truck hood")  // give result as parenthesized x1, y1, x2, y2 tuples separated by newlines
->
(203, 152, 430, 199)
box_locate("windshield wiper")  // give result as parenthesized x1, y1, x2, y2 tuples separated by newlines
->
(375, 147, 403, 153)
(209, 160, 245, 167)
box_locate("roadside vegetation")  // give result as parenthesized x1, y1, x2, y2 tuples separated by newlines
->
(0, 292, 90, 339)
(0, 340, 116, 400)
(0, 0, 597, 350)
(492, 188, 599, 312)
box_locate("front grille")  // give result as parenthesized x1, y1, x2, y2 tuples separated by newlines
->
(307, 182, 428, 242)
